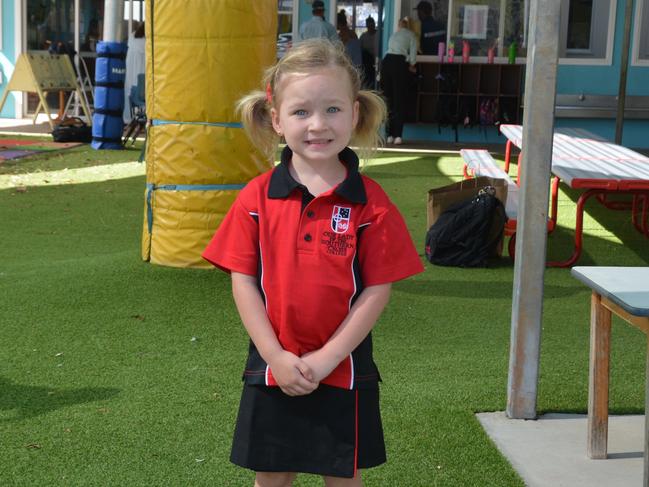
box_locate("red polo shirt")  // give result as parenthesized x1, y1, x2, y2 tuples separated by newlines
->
(203, 147, 424, 390)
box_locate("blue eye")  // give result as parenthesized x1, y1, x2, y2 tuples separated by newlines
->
(294, 109, 307, 116)
(327, 107, 340, 113)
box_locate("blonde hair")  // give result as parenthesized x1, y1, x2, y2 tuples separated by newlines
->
(236, 39, 387, 163)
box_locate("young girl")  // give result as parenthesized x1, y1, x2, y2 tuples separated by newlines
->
(202, 39, 423, 486)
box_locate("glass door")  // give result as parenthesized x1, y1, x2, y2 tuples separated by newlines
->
(26, 0, 105, 114)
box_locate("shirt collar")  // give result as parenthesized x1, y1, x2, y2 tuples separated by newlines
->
(268, 146, 367, 204)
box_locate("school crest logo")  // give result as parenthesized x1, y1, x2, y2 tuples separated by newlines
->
(331, 206, 351, 234)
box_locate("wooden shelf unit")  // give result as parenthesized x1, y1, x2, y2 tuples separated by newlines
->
(411, 62, 524, 128)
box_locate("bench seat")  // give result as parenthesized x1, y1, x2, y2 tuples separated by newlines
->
(460, 149, 518, 221)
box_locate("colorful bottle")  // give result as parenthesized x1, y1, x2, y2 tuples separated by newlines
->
(462, 40, 470, 63)
(508, 41, 517, 64)
(448, 41, 455, 63)
(487, 47, 495, 64)
(438, 42, 445, 62)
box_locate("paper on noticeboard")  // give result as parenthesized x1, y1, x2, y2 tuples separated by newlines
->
(463, 5, 488, 39)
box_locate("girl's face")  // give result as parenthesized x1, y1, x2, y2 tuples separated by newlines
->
(271, 66, 359, 167)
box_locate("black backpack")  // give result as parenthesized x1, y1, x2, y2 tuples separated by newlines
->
(51, 117, 92, 143)
(425, 187, 507, 267)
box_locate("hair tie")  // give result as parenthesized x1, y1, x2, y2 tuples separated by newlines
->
(265, 83, 273, 104)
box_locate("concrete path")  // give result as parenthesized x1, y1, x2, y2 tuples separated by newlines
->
(0, 114, 54, 134)
(478, 412, 643, 486)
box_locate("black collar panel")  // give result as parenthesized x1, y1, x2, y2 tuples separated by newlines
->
(268, 146, 367, 204)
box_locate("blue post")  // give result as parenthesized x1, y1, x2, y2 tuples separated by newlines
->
(92, 41, 128, 150)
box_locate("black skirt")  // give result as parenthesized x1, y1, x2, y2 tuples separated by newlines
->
(230, 384, 386, 478)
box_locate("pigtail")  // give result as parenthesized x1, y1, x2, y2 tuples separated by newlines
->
(352, 89, 387, 160)
(236, 90, 279, 163)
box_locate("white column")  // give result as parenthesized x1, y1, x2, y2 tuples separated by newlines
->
(103, 0, 125, 42)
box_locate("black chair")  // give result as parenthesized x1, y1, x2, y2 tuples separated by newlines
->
(123, 73, 146, 145)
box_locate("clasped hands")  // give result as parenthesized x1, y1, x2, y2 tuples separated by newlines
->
(268, 349, 337, 397)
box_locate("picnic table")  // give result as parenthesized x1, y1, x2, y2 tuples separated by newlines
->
(500, 124, 649, 267)
(571, 266, 649, 486)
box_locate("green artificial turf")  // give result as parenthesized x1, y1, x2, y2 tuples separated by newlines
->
(1, 149, 647, 486)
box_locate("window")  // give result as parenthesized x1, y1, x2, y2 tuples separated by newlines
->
(124, 1, 145, 23)
(449, 0, 500, 57)
(566, 0, 593, 50)
(337, 1, 380, 38)
(633, 0, 649, 64)
(398, 0, 529, 60)
(559, 0, 614, 62)
(448, 0, 529, 58)
(396, 0, 617, 63)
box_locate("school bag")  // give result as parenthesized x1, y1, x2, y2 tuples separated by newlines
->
(424, 187, 507, 267)
(51, 117, 92, 143)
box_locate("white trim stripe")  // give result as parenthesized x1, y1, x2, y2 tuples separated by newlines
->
(347, 246, 358, 312)
(258, 236, 269, 386)
(345, 221, 371, 390)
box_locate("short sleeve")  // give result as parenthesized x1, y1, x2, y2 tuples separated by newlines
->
(202, 197, 259, 276)
(358, 203, 424, 286)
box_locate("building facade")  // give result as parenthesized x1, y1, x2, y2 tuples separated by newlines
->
(0, 0, 647, 147)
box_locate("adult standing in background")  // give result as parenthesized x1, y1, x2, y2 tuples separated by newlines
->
(337, 10, 362, 69)
(414, 0, 446, 55)
(298, 0, 338, 42)
(380, 17, 417, 145)
(359, 16, 378, 89)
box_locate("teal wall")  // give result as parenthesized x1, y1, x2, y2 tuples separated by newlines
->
(381, 0, 393, 57)
(297, 0, 310, 27)
(0, 0, 16, 117)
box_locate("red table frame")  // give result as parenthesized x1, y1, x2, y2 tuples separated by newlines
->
(501, 130, 649, 268)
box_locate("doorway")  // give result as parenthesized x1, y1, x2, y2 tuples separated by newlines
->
(24, 0, 142, 116)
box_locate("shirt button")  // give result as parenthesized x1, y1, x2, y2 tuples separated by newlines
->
(307, 210, 315, 218)
(304, 233, 312, 242)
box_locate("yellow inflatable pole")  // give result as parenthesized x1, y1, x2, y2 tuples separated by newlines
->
(142, 0, 277, 267)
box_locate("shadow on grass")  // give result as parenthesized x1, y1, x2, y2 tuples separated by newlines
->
(0, 376, 120, 422)
(555, 186, 649, 264)
(0, 143, 144, 176)
(394, 278, 581, 299)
